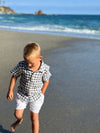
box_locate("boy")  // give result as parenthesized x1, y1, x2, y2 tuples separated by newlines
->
(7, 43, 51, 133)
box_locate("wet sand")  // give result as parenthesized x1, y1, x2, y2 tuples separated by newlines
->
(0, 30, 100, 133)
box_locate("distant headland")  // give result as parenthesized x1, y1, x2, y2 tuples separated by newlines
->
(0, 6, 16, 14)
(0, 6, 46, 15)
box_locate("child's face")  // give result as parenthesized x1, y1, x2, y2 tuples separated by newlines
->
(25, 56, 42, 68)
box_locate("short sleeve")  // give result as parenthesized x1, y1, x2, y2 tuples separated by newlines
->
(10, 62, 22, 77)
(42, 65, 52, 82)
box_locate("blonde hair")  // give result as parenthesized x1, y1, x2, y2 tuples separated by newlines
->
(23, 43, 41, 60)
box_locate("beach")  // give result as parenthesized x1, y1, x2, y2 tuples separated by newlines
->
(0, 30, 100, 133)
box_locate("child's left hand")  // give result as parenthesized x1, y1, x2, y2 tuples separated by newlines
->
(7, 91, 13, 101)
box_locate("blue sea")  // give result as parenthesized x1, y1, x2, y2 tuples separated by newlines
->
(0, 14, 100, 39)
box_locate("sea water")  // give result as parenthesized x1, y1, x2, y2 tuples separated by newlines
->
(0, 14, 100, 39)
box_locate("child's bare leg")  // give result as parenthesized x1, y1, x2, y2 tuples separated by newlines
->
(30, 112, 39, 133)
(11, 109, 24, 132)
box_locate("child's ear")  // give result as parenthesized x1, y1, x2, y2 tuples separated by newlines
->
(40, 56, 43, 60)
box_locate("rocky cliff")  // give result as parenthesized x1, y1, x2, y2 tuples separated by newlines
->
(0, 6, 16, 14)
(34, 10, 46, 15)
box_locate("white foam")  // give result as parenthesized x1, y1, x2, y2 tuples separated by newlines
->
(2, 20, 14, 23)
(0, 25, 99, 35)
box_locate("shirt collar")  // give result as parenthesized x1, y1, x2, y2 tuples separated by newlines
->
(38, 60, 45, 72)
(23, 60, 45, 72)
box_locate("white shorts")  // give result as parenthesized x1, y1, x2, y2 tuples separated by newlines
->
(15, 93, 44, 113)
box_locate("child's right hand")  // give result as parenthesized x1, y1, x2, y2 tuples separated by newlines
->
(7, 91, 13, 101)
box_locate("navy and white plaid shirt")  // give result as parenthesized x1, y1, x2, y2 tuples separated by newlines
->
(10, 60, 51, 102)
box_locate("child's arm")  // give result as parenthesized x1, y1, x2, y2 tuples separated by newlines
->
(7, 75, 17, 101)
(41, 80, 49, 95)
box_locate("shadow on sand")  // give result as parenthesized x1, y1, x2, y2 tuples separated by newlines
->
(0, 125, 12, 133)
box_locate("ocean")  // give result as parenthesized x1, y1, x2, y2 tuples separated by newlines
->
(0, 14, 100, 39)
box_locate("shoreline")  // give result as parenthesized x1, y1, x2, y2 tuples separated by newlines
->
(0, 29, 100, 41)
(0, 29, 100, 40)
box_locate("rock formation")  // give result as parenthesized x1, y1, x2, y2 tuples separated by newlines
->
(34, 10, 46, 15)
(0, 6, 16, 14)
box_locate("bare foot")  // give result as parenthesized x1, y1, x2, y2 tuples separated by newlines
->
(11, 118, 23, 132)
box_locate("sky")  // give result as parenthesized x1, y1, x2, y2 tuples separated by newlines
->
(0, 0, 100, 14)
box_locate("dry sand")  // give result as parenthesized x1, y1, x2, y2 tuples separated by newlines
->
(0, 30, 100, 133)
